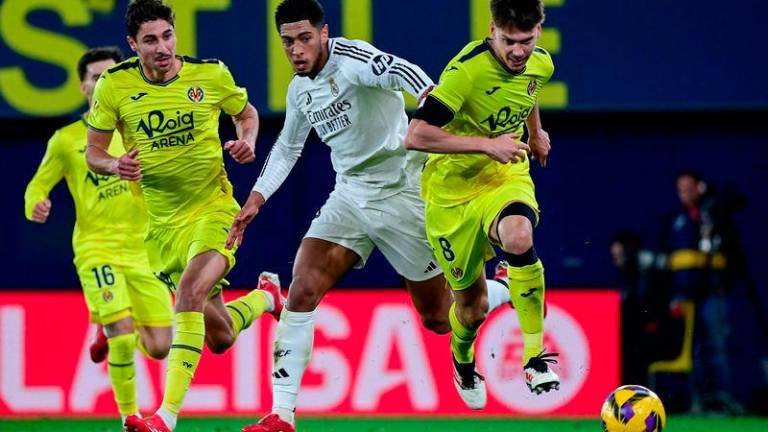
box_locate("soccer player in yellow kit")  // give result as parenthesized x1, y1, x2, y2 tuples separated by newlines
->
(24, 46, 173, 426)
(85, 2, 283, 431)
(406, 0, 559, 408)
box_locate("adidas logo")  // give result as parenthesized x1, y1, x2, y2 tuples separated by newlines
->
(424, 261, 438, 273)
(272, 368, 290, 379)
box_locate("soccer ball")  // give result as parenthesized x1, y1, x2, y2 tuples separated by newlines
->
(600, 385, 666, 432)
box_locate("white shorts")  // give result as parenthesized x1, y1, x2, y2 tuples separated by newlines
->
(305, 187, 443, 282)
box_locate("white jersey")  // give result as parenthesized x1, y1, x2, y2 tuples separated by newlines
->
(253, 37, 434, 202)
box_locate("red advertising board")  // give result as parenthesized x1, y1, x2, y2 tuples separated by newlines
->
(0, 290, 619, 417)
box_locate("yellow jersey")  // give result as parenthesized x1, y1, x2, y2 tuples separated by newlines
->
(422, 39, 554, 206)
(24, 117, 148, 265)
(87, 56, 248, 226)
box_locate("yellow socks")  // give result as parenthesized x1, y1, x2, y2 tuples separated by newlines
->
(226, 290, 270, 337)
(508, 259, 546, 365)
(160, 311, 205, 417)
(449, 303, 478, 364)
(107, 333, 137, 417)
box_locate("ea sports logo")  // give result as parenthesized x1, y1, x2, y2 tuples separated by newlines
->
(188, 86, 205, 103)
(477, 304, 589, 413)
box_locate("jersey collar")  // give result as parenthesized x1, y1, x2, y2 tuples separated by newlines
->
(138, 56, 183, 86)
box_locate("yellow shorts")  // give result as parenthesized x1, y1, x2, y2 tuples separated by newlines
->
(145, 202, 239, 296)
(425, 175, 539, 290)
(79, 255, 173, 326)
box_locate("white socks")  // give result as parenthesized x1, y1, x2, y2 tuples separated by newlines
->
(486, 278, 511, 313)
(272, 309, 317, 425)
(156, 407, 176, 430)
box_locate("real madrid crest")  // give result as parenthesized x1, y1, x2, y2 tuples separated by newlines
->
(527, 80, 537, 96)
(188, 86, 205, 103)
(329, 77, 339, 97)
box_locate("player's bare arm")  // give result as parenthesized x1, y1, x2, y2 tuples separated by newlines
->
(224, 102, 259, 164)
(525, 103, 550, 167)
(405, 118, 529, 164)
(86, 129, 142, 180)
(30, 199, 52, 223)
(225, 190, 266, 250)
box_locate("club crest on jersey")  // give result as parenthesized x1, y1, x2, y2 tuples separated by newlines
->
(187, 86, 205, 103)
(451, 267, 464, 279)
(329, 78, 340, 97)
(527, 80, 538, 96)
(102, 290, 114, 302)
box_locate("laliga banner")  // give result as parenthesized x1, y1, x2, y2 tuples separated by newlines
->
(0, 290, 618, 416)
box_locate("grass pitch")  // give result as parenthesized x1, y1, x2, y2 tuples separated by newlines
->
(1, 416, 767, 431)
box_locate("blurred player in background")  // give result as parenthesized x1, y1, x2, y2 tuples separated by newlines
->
(84, 1, 282, 431)
(226, 1, 512, 430)
(24, 46, 173, 427)
(406, 0, 559, 407)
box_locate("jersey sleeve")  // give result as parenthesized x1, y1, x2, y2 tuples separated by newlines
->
(336, 39, 434, 99)
(215, 61, 249, 116)
(24, 131, 66, 220)
(535, 47, 555, 86)
(87, 75, 119, 132)
(251, 81, 311, 201)
(429, 61, 473, 114)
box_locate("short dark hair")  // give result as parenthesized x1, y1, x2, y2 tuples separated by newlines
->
(490, 0, 545, 31)
(77, 46, 124, 81)
(274, 0, 325, 31)
(126, 0, 175, 39)
(677, 169, 703, 183)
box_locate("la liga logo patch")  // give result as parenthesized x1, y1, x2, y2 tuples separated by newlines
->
(188, 86, 205, 103)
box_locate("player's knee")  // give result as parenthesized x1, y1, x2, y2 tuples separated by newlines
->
(175, 284, 209, 310)
(287, 273, 327, 311)
(143, 341, 170, 360)
(421, 314, 451, 335)
(104, 317, 134, 338)
(457, 306, 487, 330)
(500, 227, 533, 255)
(206, 333, 235, 355)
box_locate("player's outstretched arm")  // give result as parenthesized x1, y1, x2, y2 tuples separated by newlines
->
(225, 191, 265, 250)
(86, 128, 142, 180)
(406, 118, 529, 164)
(24, 132, 65, 223)
(525, 103, 551, 167)
(224, 102, 259, 164)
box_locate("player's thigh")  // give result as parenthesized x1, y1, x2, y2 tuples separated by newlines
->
(304, 190, 375, 271)
(289, 237, 360, 311)
(425, 200, 492, 291)
(481, 175, 540, 243)
(366, 188, 443, 282)
(123, 260, 174, 328)
(177, 250, 230, 306)
(78, 261, 132, 325)
(405, 275, 453, 332)
(186, 206, 240, 275)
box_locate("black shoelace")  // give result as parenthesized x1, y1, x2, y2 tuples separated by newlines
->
(453, 358, 485, 389)
(524, 351, 559, 373)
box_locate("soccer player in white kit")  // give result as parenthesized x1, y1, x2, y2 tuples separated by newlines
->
(226, 1, 512, 430)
